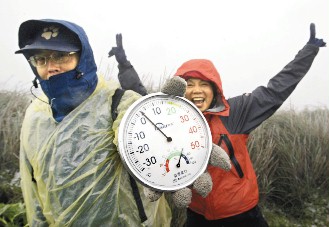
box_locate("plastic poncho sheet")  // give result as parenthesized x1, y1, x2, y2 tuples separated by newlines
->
(20, 76, 172, 226)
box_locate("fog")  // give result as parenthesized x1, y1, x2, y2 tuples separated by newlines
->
(1, 0, 328, 110)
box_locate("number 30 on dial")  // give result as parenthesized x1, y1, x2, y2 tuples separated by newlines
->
(118, 92, 212, 191)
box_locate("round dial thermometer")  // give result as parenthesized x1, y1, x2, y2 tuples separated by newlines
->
(118, 92, 212, 191)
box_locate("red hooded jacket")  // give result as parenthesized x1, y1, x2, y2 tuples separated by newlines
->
(174, 44, 319, 219)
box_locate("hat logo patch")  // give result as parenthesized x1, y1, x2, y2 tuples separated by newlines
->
(41, 26, 59, 40)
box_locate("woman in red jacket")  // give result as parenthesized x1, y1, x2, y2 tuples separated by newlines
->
(173, 23, 325, 227)
(110, 24, 325, 226)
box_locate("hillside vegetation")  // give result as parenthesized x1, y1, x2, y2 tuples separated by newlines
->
(0, 90, 328, 226)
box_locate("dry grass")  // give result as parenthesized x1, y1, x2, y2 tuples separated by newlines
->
(0, 88, 328, 226)
(0, 91, 30, 173)
(249, 108, 329, 220)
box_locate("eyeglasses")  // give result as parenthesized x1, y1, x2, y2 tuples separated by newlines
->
(28, 52, 77, 67)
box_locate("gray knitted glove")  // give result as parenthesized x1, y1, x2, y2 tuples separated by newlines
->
(172, 188, 192, 208)
(210, 143, 231, 171)
(161, 76, 187, 97)
(143, 187, 163, 202)
(192, 172, 212, 198)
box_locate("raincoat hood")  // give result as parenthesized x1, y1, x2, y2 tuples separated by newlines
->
(17, 19, 98, 122)
(174, 59, 230, 116)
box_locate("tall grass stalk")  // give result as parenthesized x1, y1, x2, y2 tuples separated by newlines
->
(0, 91, 30, 173)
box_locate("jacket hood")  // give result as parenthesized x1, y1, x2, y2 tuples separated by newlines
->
(18, 19, 97, 83)
(174, 59, 230, 116)
(17, 19, 98, 122)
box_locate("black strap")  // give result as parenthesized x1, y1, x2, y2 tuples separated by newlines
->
(111, 88, 126, 121)
(218, 134, 244, 178)
(111, 88, 147, 223)
(129, 175, 148, 222)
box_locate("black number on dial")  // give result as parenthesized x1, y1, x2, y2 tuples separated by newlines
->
(145, 156, 157, 166)
(137, 144, 149, 153)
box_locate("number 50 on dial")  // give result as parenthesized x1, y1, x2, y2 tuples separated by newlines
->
(118, 92, 212, 191)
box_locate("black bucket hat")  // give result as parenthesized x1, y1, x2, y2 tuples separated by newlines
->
(15, 20, 81, 54)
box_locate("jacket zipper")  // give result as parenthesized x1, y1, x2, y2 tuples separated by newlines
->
(218, 134, 244, 178)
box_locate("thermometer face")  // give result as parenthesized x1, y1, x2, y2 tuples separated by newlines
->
(118, 93, 212, 191)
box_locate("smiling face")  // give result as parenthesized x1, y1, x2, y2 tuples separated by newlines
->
(185, 78, 214, 112)
(32, 50, 80, 80)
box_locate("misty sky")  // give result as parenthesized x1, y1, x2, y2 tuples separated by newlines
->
(1, 0, 328, 110)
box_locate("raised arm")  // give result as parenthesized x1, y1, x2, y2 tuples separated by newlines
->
(108, 34, 147, 96)
(224, 23, 326, 134)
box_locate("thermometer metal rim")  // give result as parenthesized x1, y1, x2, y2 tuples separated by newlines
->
(118, 92, 212, 191)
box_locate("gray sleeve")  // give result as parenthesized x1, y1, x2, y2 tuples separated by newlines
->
(223, 44, 320, 134)
(118, 61, 148, 96)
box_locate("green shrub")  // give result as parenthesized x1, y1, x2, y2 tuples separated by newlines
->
(0, 203, 27, 227)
